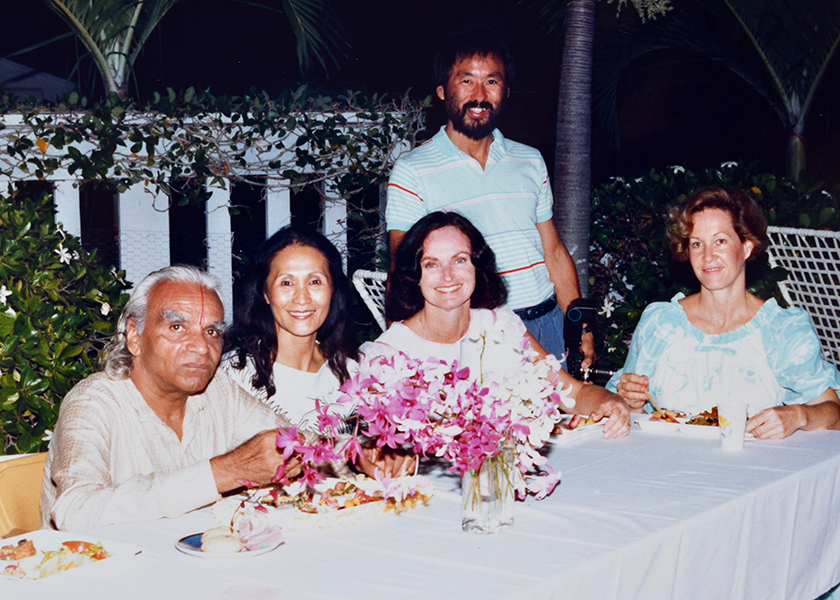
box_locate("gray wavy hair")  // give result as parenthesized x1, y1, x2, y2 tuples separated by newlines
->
(101, 265, 224, 380)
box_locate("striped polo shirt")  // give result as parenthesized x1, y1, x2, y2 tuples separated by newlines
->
(386, 126, 555, 310)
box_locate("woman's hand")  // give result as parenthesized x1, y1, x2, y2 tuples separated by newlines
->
(746, 406, 805, 439)
(746, 389, 840, 439)
(590, 396, 632, 439)
(356, 446, 417, 479)
(615, 373, 650, 412)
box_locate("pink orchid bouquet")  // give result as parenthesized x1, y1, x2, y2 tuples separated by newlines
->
(334, 336, 574, 500)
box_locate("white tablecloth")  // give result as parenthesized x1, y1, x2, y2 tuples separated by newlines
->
(17, 419, 840, 599)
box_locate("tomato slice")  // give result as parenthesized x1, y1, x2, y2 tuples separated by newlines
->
(62, 541, 94, 553)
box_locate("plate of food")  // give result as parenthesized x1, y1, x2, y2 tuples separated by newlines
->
(209, 474, 435, 532)
(0, 530, 139, 585)
(679, 408, 721, 438)
(175, 522, 285, 557)
(550, 414, 605, 445)
(636, 409, 687, 433)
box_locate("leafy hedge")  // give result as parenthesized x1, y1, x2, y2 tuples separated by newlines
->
(0, 190, 128, 454)
(589, 162, 840, 366)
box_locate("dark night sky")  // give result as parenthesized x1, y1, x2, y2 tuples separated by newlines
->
(3, 0, 839, 184)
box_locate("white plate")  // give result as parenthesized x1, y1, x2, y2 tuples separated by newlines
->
(678, 423, 721, 439)
(175, 532, 283, 558)
(636, 417, 686, 433)
(0, 530, 139, 586)
(549, 422, 605, 445)
(678, 424, 755, 441)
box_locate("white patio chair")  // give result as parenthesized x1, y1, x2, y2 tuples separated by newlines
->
(766, 226, 840, 367)
(352, 269, 388, 332)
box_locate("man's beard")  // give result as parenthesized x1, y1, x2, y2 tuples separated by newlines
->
(446, 98, 503, 141)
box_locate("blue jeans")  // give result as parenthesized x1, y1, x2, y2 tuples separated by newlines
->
(520, 303, 566, 366)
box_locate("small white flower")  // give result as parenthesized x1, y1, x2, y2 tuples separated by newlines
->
(822, 190, 832, 199)
(42, 429, 53, 443)
(0, 285, 11, 305)
(634, 177, 643, 183)
(669, 165, 685, 174)
(720, 161, 738, 168)
(100, 302, 111, 316)
(55, 244, 73, 264)
(600, 297, 616, 318)
(609, 176, 625, 183)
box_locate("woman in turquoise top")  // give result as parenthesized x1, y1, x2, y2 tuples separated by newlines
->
(608, 186, 840, 439)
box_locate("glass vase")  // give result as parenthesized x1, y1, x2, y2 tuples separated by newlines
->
(461, 449, 515, 533)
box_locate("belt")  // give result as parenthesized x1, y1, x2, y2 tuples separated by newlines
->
(513, 295, 557, 321)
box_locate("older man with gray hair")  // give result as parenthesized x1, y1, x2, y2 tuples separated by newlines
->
(41, 265, 301, 531)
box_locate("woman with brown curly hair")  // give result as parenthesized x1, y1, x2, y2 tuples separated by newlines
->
(607, 186, 840, 439)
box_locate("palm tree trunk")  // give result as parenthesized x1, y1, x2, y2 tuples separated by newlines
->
(787, 127, 806, 181)
(554, 0, 595, 296)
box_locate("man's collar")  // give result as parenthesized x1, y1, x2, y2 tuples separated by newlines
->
(434, 125, 506, 157)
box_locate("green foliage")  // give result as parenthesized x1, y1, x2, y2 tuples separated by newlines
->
(590, 162, 840, 365)
(0, 191, 128, 454)
(0, 88, 427, 204)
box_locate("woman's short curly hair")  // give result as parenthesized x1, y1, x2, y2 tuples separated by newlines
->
(386, 211, 507, 322)
(667, 186, 768, 262)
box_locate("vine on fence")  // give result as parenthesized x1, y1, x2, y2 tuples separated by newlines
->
(0, 87, 428, 204)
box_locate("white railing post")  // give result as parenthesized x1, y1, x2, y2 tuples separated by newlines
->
(323, 181, 347, 273)
(205, 181, 234, 320)
(118, 185, 170, 290)
(53, 178, 81, 238)
(265, 185, 291, 238)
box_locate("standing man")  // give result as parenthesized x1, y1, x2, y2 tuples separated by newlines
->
(386, 24, 594, 368)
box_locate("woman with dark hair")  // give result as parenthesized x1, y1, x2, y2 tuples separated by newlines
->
(367, 211, 630, 439)
(608, 186, 840, 439)
(222, 225, 359, 431)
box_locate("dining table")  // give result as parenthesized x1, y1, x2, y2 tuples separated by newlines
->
(9, 415, 840, 600)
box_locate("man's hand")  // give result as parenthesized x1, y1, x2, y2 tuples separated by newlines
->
(356, 446, 416, 479)
(210, 429, 303, 493)
(579, 331, 596, 370)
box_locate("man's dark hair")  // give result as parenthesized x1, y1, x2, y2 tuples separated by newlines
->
(433, 23, 516, 88)
(386, 211, 508, 322)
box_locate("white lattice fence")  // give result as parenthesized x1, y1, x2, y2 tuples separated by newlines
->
(766, 226, 840, 367)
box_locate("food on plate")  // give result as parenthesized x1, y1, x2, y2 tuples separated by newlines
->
(34, 541, 110, 579)
(552, 414, 602, 434)
(649, 409, 686, 423)
(200, 526, 243, 554)
(687, 407, 719, 427)
(0, 538, 36, 561)
(210, 475, 435, 531)
(2, 564, 26, 579)
(298, 479, 384, 513)
(0, 539, 112, 581)
(382, 476, 435, 515)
